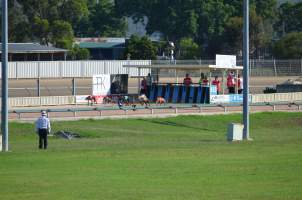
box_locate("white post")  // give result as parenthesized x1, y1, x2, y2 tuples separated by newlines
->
(273, 59, 277, 77)
(138, 68, 141, 94)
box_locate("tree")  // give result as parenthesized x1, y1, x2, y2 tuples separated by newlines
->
(59, 0, 89, 35)
(89, 0, 126, 37)
(224, 16, 242, 55)
(32, 17, 50, 45)
(125, 35, 157, 60)
(273, 32, 302, 59)
(51, 20, 74, 49)
(178, 38, 200, 59)
(195, 0, 233, 57)
(224, 7, 269, 57)
(275, 2, 302, 37)
(68, 44, 90, 60)
(2, 1, 30, 42)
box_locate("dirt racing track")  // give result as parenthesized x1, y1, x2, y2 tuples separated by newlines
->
(3, 76, 301, 97)
(4, 76, 302, 121)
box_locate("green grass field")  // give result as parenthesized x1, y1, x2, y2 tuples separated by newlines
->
(1, 112, 302, 200)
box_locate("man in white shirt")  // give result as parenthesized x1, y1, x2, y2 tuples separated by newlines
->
(237, 75, 243, 94)
(35, 111, 51, 149)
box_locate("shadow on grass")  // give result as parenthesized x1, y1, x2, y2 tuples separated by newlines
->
(138, 118, 216, 132)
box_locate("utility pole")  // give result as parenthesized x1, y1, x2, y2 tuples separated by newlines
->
(243, 0, 250, 140)
(2, 0, 9, 151)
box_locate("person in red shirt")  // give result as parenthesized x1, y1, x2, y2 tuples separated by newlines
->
(227, 72, 235, 94)
(183, 73, 192, 86)
(202, 76, 209, 86)
(212, 76, 221, 94)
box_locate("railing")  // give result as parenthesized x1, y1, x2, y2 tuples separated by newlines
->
(1, 92, 302, 108)
(9, 101, 302, 120)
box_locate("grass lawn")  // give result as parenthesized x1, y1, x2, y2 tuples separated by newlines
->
(1, 112, 302, 200)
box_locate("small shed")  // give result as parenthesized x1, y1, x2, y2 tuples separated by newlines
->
(0, 43, 68, 61)
(79, 42, 125, 60)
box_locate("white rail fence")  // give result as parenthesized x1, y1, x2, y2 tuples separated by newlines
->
(1, 59, 301, 79)
(3, 60, 151, 79)
(3, 92, 302, 107)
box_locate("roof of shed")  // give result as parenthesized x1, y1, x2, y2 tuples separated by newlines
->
(0, 43, 68, 53)
(79, 42, 125, 49)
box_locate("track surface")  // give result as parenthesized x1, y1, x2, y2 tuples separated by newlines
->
(2, 76, 299, 97)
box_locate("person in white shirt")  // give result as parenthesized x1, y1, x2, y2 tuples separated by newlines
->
(237, 75, 243, 94)
(35, 111, 51, 149)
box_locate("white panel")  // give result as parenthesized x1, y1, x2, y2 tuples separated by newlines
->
(8, 62, 17, 79)
(92, 74, 111, 95)
(17, 62, 39, 78)
(292, 92, 302, 101)
(39, 61, 61, 78)
(84, 61, 106, 76)
(107, 60, 120, 74)
(7, 60, 151, 79)
(253, 94, 275, 103)
(9, 96, 75, 107)
(62, 61, 82, 77)
(275, 93, 292, 102)
(216, 54, 236, 68)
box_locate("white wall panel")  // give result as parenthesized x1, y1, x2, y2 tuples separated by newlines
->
(8, 62, 17, 78)
(39, 61, 61, 78)
(8, 60, 151, 79)
(62, 61, 82, 77)
(84, 61, 105, 76)
(17, 62, 39, 78)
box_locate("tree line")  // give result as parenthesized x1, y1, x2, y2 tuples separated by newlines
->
(1, 0, 301, 59)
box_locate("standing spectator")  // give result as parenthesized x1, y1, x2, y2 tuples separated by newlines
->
(227, 72, 235, 94)
(35, 111, 51, 149)
(212, 76, 221, 94)
(140, 77, 147, 95)
(183, 73, 192, 86)
(237, 75, 243, 94)
(202, 75, 209, 86)
(146, 73, 153, 98)
(198, 73, 205, 85)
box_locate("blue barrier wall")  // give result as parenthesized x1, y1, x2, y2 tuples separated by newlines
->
(148, 84, 211, 104)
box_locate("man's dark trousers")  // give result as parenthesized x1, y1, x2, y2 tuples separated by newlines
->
(39, 129, 48, 149)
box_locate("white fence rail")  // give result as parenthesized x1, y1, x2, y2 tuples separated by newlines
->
(5, 60, 151, 79)
(3, 92, 302, 107)
(3, 59, 302, 79)
(251, 92, 302, 103)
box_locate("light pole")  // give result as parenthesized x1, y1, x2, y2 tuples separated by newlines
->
(243, 0, 250, 140)
(2, 0, 9, 151)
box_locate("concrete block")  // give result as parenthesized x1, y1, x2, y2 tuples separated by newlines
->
(227, 123, 244, 141)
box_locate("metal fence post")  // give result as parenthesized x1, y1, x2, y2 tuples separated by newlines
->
(81, 61, 85, 77)
(16, 62, 18, 79)
(300, 59, 302, 75)
(72, 77, 76, 96)
(289, 60, 292, 75)
(273, 59, 277, 77)
(38, 61, 41, 78)
(37, 78, 41, 97)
